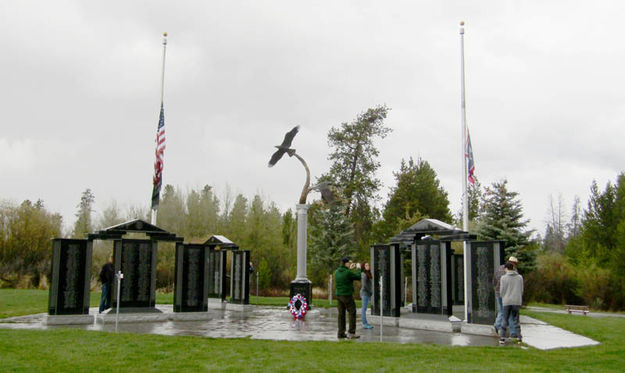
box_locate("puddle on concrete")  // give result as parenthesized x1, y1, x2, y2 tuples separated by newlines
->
(1, 306, 499, 346)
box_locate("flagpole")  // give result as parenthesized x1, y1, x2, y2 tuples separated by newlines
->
(151, 32, 167, 225)
(459, 21, 469, 322)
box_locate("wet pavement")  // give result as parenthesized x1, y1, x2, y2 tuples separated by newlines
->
(0, 305, 498, 346)
(0, 305, 600, 349)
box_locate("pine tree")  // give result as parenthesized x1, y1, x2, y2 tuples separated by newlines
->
(477, 179, 535, 273)
(73, 188, 95, 238)
(378, 157, 452, 241)
(156, 185, 185, 234)
(309, 203, 355, 284)
(325, 104, 391, 252)
(97, 200, 124, 230)
(456, 178, 482, 228)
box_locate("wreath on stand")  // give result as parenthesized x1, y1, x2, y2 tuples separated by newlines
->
(288, 293, 309, 320)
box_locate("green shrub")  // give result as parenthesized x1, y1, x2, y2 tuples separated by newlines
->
(525, 253, 580, 305)
(576, 263, 617, 310)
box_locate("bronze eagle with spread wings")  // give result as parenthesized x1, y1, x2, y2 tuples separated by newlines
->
(268, 125, 299, 167)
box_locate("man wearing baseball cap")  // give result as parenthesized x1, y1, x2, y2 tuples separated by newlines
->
(493, 256, 518, 336)
(499, 261, 524, 344)
(335, 256, 361, 339)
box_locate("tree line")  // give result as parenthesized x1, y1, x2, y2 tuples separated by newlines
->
(2, 104, 624, 310)
(530, 173, 625, 310)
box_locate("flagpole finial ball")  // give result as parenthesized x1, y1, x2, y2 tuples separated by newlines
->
(460, 21, 465, 26)
(163, 32, 168, 37)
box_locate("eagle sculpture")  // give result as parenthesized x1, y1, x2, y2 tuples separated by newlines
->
(268, 125, 299, 167)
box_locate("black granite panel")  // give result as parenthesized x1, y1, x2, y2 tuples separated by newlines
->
(411, 241, 452, 315)
(451, 254, 464, 305)
(371, 244, 401, 317)
(174, 243, 209, 312)
(48, 239, 92, 315)
(207, 249, 226, 300)
(230, 250, 250, 304)
(113, 239, 157, 308)
(467, 241, 503, 324)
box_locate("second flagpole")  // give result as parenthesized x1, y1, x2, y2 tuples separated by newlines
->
(459, 21, 470, 322)
(151, 32, 168, 225)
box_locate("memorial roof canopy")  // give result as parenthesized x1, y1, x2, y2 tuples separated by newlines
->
(203, 235, 239, 250)
(87, 219, 183, 241)
(389, 218, 476, 249)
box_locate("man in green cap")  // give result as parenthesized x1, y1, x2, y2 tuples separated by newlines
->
(335, 256, 361, 339)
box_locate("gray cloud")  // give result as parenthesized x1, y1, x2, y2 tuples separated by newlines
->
(1, 1, 624, 236)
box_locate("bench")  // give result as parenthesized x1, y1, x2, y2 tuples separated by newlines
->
(566, 305, 589, 315)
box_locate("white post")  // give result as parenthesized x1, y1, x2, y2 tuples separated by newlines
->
(404, 276, 408, 306)
(328, 275, 333, 306)
(295, 204, 310, 281)
(379, 275, 383, 341)
(115, 270, 123, 333)
(459, 21, 470, 323)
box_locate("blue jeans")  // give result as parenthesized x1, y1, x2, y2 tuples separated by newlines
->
(99, 283, 112, 313)
(495, 296, 517, 336)
(500, 305, 522, 339)
(361, 294, 370, 325)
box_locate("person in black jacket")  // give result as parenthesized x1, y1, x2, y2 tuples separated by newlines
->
(99, 256, 114, 313)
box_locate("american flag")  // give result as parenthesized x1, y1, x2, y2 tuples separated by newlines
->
(151, 102, 166, 209)
(465, 127, 475, 185)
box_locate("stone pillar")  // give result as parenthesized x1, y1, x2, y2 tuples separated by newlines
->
(290, 204, 312, 306)
(295, 204, 309, 281)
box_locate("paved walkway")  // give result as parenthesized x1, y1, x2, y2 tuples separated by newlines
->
(0, 305, 600, 350)
(526, 306, 625, 318)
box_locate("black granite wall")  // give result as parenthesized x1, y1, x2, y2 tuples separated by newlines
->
(371, 244, 401, 317)
(112, 239, 157, 309)
(465, 241, 504, 324)
(230, 250, 250, 304)
(451, 253, 464, 306)
(48, 239, 92, 315)
(207, 249, 227, 300)
(411, 240, 452, 315)
(174, 243, 210, 312)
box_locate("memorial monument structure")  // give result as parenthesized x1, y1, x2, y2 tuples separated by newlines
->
(203, 235, 251, 305)
(372, 218, 503, 324)
(49, 219, 182, 315)
(49, 221, 251, 315)
(88, 220, 182, 311)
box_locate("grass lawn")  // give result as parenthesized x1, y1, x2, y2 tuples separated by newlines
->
(0, 289, 349, 319)
(1, 312, 625, 371)
(2, 289, 624, 371)
(527, 302, 625, 316)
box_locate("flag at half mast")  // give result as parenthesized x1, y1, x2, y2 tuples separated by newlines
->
(151, 102, 166, 209)
(465, 126, 475, 185)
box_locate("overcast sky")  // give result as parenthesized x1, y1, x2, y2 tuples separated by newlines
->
(1, 1, 624, 236)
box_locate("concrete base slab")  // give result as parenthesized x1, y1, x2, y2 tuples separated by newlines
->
(368, 315, 400, 327)
(169, 312, 214, 321)
(226, 304, 254, 312)
(46, 314, 93, 325)
(461, 322, 495, 336)
(399, 317, 453, 333)
(207, 299, 226, 310)
(521, 316, 599, 350)
(96, 312, 170, 323)
(1, 306, 602, 350)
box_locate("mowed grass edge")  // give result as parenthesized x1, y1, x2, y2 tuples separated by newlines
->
(0, 289, 349, 319)
(1, 313, 625, 371)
